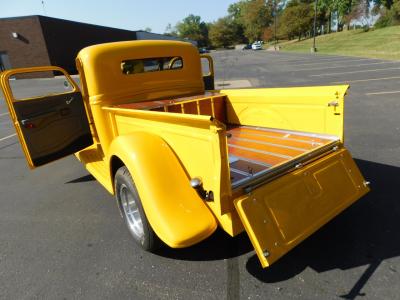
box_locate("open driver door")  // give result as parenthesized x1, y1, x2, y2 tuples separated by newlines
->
(0, 66, 93, 168)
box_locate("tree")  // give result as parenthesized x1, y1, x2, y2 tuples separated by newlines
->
(209, 17, 240, 48)
(240, 0, 274, 41)
(279, 2, 314, 40)
(343, 0, 369, 29)
(374, 0, 400, 27)
(227, 0, 274, 42)
(175, 14, 209, 47)
(228, 1, 248, 20)
(164, 23, 178, 36)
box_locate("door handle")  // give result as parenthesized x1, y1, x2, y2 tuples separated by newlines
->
(66, 97, 74, 105)
(21, 119, 36, 129)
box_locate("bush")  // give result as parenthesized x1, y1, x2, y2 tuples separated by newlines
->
(375, 12, 394, 28)
(263, 27, 274, 42)
(374, 4, 400, 28)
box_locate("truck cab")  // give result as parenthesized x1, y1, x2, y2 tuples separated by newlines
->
(0, 40, 369, 268)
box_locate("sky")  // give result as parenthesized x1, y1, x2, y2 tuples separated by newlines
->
(0, 0, 238, 33)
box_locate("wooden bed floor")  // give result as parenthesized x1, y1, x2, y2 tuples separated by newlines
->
(227, 125, 339, 188)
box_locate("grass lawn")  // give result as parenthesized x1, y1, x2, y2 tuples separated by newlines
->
(276, 26, 400, 60)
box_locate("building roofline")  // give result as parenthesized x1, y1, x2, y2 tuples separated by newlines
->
(0, 15, 138, 33)
(0, 15, 40, 21)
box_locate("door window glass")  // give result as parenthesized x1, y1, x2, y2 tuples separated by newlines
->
(8, 70, 76, 101)
(201, 57, 211, 76)
(121, 57, 183, 75)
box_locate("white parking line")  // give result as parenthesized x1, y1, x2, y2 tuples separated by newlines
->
(310, 67, 400, 77)
(0, 133, 16, 142)
(0, 112, 9, 117)
(332, 76, 400, 84)
(366, 90, 400, 95)
(292, 61, 399, 72)
(286, 58, 374, 67)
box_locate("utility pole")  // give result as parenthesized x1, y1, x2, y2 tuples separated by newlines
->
(41, 0, 47, 16)
(311, 0, 318, 52)
(274, 0, 277, 50)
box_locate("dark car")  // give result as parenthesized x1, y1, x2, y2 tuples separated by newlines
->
(198, 47, 210, 54)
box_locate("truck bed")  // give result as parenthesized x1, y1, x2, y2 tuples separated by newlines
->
(226, 125, 339, 189)
(115, 92, 340, 190)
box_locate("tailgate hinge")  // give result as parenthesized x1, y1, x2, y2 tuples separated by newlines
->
(328, 101, 339, 107)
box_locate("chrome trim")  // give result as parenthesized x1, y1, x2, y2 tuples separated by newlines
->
(230, 167, 252, 176)
(232, 156, 272, 168)
(232, 141, 341, 191)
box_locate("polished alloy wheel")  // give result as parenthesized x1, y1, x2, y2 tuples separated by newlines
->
(119, 183, 144, 242)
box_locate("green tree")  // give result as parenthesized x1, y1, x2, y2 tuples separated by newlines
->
(228, 1, 248, 20)
(279, 2, 314, 40)
(209, 17, 241, 48)
(375, 0, 400, 27)
(164, 23, 178, 36)
(175, 14, 209, 47)
(241, 0, 274, 41)
(227, 1, 248, 43)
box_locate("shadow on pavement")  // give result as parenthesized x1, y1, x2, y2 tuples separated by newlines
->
(65, 174, 95, 184)
(246, 159, 400, 298)
(155, 229, 253, 261)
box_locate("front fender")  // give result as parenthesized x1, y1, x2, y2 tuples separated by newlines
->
(108, 132, 217, 248)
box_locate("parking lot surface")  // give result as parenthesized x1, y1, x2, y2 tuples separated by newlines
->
(0, 51, 399, 299)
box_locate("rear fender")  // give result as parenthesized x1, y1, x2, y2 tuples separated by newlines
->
(108, 132, 217, 248)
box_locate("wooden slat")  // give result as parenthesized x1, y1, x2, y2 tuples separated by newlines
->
(199, 99, 212, 116)
(228, 138, 303, 158)
(228, 146, 286, 166)
(212, 97, 227, 123)
(230, 127, 330, 144)
(227, 126, 338, 188)
(229, 131, 317, 150)
(183, 101, 198, 114)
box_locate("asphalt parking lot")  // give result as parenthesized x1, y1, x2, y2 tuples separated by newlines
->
(1, 50, 399, 299)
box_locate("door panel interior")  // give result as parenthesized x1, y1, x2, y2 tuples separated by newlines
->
(13, 91, 93, 166)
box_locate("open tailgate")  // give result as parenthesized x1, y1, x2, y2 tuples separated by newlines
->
(234, 148, 369, 268)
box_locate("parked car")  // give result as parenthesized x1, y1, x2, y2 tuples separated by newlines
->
(242, 44, 252, 50)
(198, 47, 209, 54)
(252, 42, 262, 50)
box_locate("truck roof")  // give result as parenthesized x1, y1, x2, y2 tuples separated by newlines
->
(76, 40, 204, 104)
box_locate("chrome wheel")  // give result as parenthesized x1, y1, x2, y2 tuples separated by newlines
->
(119, 183, 144, 242)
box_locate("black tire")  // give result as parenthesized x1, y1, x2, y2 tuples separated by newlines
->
(115, 166, 160, 251)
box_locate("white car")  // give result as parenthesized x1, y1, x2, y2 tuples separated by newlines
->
(252, 42, 262, 50)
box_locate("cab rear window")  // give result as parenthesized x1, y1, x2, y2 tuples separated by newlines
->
(121, 57, 183, 75)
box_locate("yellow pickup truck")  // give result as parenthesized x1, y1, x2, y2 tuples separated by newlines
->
(0, 40, 369, 268)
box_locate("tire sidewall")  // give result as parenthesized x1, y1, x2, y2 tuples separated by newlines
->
(115, 166, 157, 251)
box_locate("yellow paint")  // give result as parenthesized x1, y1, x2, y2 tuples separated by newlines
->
(0, 66, 82, 169)
(101, 107, 234, 236)
(107, 131, 217, 248)
(0, 41, 370, 266)
(221, 85, 348, 142)
(234, 148, 369, 268)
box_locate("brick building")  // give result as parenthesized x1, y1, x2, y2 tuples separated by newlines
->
(0, 15, 190, 75)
